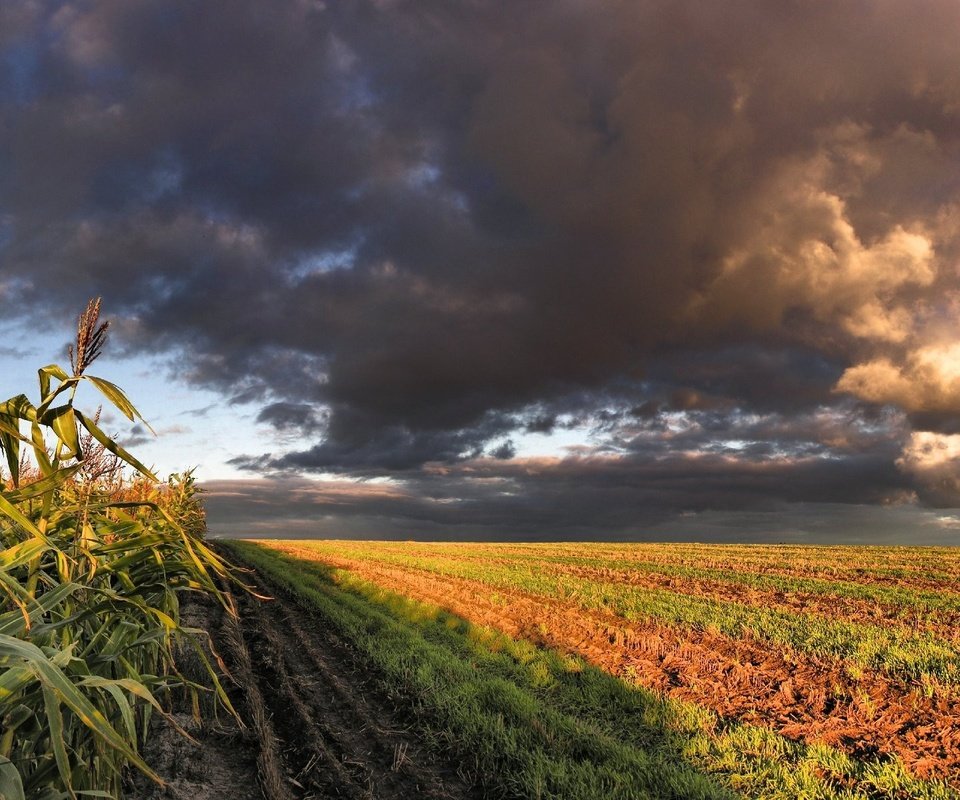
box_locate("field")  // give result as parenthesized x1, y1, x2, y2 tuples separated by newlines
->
(206, 539, 960, 800)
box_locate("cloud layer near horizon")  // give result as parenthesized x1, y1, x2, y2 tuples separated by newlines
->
(2, 1, 960, 539)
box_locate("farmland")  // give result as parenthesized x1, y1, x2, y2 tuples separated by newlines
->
(219, 539, 960, 800)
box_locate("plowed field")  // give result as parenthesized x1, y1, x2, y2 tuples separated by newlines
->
(211, 540, 960, 800)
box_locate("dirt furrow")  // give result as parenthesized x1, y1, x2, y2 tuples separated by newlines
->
(233, 578, 481, 800)
(129, 579, 480, 800)
(129, 594, 265, 800)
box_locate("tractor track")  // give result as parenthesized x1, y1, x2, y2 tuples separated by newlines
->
(131, 575, 481, 800)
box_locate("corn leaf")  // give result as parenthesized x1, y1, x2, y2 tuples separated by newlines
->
(0, 537, 48, 570)
(81, 676, 195, 743)
(38, 364, 69, 402)
(74, 411, 158, 482)
(0, 394, 37, 422)
(43, 406, 82, 461)
(0, 583, 79, 637)
(85, 376, 153, 433)
(41, 684, 76, 800)
(0, 492, 44, 539)
(36, 371, 78, 418)
(3, 464, 83, 504)
(0, 421, 20, 486)
(29, 420, 54, 476)
(0, 755, 26, 800)
(0, 635, 161, 784)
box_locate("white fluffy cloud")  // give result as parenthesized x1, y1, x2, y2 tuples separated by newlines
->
(897, 431, 960, 505)
(838, 342, 960, 413)
(688, 156, 935, 344)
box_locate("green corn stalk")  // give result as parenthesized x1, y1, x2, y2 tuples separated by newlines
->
(0, 299, 238, 799)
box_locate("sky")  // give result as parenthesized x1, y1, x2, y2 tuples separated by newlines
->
(2, 0, 960, 543)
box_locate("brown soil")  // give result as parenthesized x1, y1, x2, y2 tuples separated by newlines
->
(287, 551, 960, 785)
(127, 594, 262, 800)
(539, 561, 960, 641)
(342, 547, 960, 639)
(128, 581, 481, 800)
(577, 551, 960, 593)
(477, 544, 960, 592)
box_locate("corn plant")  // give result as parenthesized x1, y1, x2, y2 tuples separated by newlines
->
(0, 299, 236, 799)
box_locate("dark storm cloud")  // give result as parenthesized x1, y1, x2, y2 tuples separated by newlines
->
(257, 402, 327, 434)
(646, 346, 846, 415)
(3, 0, 960, 534)
(238, 407, 517, 472)
(120, 423, 151, 449)
(203, 446, 932, 541)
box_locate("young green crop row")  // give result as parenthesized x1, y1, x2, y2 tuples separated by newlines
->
(226, 541, 958, 800)
(355, 543, 960, 625)
(434, 541, 960, 584)
(532, 540, 960, 568)
(273, 541, 960, 685)
(332, 540, 960, 597)
(541, 542, 960, 584)
(457, 548, 960, 614)
(0, 302, 234, 799)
